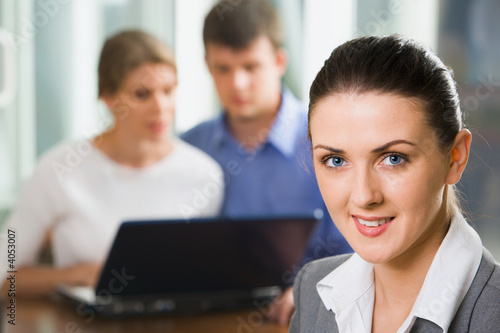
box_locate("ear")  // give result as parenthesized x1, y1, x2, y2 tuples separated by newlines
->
(444, 129, 472, 185)
(275, 48, 288, 77)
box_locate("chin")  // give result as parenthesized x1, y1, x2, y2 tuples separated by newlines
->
(359, 254, 391, 265)
(353, 244, 396, 265)
(143, 132, 167, 142)
(228, 106, 257, 120)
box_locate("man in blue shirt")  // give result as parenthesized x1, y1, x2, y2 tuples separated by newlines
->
(181, 0, 352, 325)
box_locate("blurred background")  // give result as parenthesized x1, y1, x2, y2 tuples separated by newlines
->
(0, 0, 499, 259)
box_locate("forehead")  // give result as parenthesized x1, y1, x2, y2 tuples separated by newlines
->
(205, 35, 276, 64)
(310, 93, 433, 148)
(122, 63, 176, 88)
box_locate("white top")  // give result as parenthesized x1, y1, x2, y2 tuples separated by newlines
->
(317, 211, 483, 333)
(1, 138, 224, 269)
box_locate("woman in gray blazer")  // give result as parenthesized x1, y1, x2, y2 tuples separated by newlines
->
(290, 35, 500, 333)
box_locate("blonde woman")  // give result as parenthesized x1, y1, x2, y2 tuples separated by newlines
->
(1, 30, 223, 297)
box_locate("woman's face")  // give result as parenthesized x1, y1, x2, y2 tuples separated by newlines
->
(310, 92, 454, 265)
(105, 62, 177, 142)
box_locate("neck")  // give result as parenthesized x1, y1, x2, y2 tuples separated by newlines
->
(373, 252, 431, 309)
(371, 206, 450, 331)
(94, 128, 173, 168)
(226, 94, 282, 150)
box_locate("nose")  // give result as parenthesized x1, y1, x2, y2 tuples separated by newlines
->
(232, 69, 250, 91)
(350, 167, 383, 208)
(151, 92, 173, 115)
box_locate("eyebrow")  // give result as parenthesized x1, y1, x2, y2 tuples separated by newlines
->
(313, 140, 416, 154)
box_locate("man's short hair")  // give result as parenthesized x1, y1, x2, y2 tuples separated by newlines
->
(203, 0, 283, 50)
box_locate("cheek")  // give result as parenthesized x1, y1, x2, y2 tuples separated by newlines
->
(379, 171, 414, 203)
(122, 104, 150, 124)
(261, 69, 280, 88)
(114, 105, 136, 123)
(215, 77, 227, 89)
(314, 166, 351, 215)
(381, 167, 445, 214)
(167, 95, 177, 113)
(211, 76, 227, 94)
(315, 171, 353, 242)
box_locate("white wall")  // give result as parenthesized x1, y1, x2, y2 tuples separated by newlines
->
(174, 0, 218, 134)
(302, 0, 357, 102)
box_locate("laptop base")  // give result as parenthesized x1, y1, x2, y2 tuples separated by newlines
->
(55, 285, 282, 317)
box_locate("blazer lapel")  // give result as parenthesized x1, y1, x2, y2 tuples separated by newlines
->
(413, 249, 495, 332)
(410, 318, 442, 332)
(315, 307, 339, 333)
(314, 310, 443, 333)
(449, 249, 495, 331)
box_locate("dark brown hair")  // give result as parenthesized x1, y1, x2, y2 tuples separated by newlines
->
(308, 34, 464, 215)
(203, 0, 283, 50)
(98, 30, 176, 97)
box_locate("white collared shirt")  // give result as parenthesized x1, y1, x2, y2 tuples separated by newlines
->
(316, 212, 483, 333)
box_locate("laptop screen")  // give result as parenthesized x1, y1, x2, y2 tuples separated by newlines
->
(95, 215, 319, 297)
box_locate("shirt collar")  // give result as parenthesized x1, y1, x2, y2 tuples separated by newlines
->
(209, 88, 306, 158)
(317, 253, 373, 313)
(401, 211, 483, 332)
(316, 211, 483, 333)
(317, 253, 375, 332)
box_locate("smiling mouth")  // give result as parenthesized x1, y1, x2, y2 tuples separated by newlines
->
(356, 217, 394, 227)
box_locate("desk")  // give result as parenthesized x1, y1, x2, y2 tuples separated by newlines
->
(2, 298, 289, 333)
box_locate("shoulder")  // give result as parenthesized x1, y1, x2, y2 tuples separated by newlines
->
(173, 139, 217, 163)
(294, 254, 352, 307)
(180, 118, 221, 148)
(167, 139, 224, 217)
(296, 254, 353, 288)
(488, 256, 500, 288)
(171, 138, 223, 176)
(454, 248, 500, 331)
(32, 139, 93, 178)
(473, 249, 500, 310)
(33, 139, 104, 183)
(4, 140, 95, 232)
(474, 248, 500, 295)
(37, 140, 75, 167)
(291, 254, 350, 332)
(39, 138, 100, 164)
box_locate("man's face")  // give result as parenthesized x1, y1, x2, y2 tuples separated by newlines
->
(205, 35, 286, 122)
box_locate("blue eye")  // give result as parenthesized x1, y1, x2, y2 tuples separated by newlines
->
(382, 154, 404, 166)
(325, 156, 346, 168)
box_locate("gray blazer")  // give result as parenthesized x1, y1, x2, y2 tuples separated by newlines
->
(290, 249, 500, 333)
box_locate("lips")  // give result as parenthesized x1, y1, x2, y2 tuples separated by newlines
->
(230, 95, 250, 105)
(353, 216, 394, 237)
(149, 121, 167, 133)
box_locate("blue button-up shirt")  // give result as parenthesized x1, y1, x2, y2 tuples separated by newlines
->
(181, 88, 352, 280)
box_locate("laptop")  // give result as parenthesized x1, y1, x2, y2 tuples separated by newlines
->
(55, 214, 320, 317)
